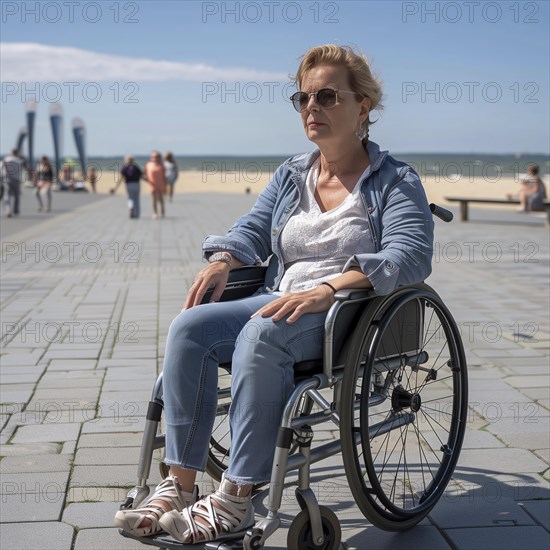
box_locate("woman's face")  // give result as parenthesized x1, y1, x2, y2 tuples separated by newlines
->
(299, 64, 370, 147)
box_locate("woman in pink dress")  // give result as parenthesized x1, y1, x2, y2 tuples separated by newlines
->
(145, 151, 166, 219)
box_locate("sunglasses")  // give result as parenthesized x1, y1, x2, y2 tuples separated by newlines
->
(290, 88, 361, 112)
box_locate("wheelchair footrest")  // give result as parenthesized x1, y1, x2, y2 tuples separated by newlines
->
(119, 529, 244, 549)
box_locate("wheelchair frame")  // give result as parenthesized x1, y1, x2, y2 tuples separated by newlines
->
(119, 208, 468, 550)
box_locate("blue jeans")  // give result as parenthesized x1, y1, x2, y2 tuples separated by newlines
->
(126, 181, 140, 218)
(162, 293, 327, 484)
(3, 180, 20, 214)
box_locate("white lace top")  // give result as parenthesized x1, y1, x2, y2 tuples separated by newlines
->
(277, 158, 375, 293)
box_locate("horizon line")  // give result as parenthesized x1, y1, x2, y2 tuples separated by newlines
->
(3, 151, 549, 158)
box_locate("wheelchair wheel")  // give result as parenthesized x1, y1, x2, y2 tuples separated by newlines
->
(206, 365, 232, 482)
(287, 506, 341, 550)
(340, 285, 468, 530)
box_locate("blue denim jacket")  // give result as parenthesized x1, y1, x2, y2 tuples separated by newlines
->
(203, 140, 434, 296)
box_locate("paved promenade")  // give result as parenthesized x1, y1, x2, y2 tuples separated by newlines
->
(1, 189, 549, 550)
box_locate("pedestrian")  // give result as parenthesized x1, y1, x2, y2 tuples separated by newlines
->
(163, 152, 179, 203)
(35, 155, 54, 213)
(1, 148, 25, 217)
(110, 155, 145, 218)
(145, 151, 166, 219)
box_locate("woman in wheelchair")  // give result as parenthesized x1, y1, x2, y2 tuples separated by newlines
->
(114, 44, 434, 545)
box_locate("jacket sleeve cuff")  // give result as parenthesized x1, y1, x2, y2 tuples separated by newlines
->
(203, 236, 262, 266)
(343, 254, 400, 296)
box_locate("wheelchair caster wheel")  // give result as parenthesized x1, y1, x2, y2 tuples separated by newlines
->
(287, 506, 341, 550)
(243, 527, 264, 549)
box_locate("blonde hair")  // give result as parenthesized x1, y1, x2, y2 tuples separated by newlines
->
(291, 44, 383, 139)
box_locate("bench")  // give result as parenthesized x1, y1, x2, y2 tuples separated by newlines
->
(444, 197, 550, 224)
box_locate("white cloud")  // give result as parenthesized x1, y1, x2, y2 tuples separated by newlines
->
(0, 42, 288, 83)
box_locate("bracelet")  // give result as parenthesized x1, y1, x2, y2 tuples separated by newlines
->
(208, 251, 232, 268)
(321, 281, 337, 293)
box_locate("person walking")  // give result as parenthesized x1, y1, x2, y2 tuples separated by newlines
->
(163, 152, 179, 203)
(35, 156, 54, 213)
(145, 151, 166, 219)
(1, 148, 25, 217)
(111, 155, 145, 218)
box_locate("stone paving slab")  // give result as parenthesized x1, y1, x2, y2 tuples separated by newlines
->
(444, 526, 550, 550)
(1, 193, 549, 549)
(63, 501, 124, 529)
(0, 521, 75, 550)
(70, 464, 161, 488)
(344, 525, 452, 550)
(10, 422, 82, 444)
(74, 527, 144, 550)
(74, 446, 142, 466)
(428, 496, 537, 528)
(519, 500, 550, 531)
(0, 494, 65, 523)
(0, 471, 70, 495)
(0, 453, 72, 473)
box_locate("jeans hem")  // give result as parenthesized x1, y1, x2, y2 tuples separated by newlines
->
(224, 472, 271, 485)
(162, 460, 205, 473)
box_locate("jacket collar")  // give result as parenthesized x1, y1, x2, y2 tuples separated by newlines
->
(286, 139, 389, 175)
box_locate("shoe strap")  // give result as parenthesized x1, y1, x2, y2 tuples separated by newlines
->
(180, 493, 251, 543)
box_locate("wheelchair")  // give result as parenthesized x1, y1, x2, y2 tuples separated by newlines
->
(119, 205, 468, 550)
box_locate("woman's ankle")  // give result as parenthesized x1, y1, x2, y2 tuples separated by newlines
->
(219, 477, 253, 499)
(168, 466, 197, 494)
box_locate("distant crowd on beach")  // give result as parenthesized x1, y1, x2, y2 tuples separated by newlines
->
(2, 149, 545, 220)
(0, 149, 179, 219)
(0, 148, 95, 217)
(110, 151, 179, 219)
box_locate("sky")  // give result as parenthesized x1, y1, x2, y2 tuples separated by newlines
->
(1, 0, 549, 158)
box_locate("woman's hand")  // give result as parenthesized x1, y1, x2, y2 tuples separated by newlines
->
(252, 285, 335, 324)
(183, 262, 231, 310)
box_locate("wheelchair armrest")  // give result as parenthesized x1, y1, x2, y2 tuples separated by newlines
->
(226, 265, 267, 284)
(201, 265, 267, 304)
(334, 288, 375, 302)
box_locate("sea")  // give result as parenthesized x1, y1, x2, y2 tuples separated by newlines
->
(84, 153, 550, 182)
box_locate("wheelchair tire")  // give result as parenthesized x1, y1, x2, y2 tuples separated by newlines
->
(339, 285, 468, 530)
(287, 506, 341, 550)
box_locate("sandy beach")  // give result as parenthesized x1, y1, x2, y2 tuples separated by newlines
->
(96, 170, 544, 209)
